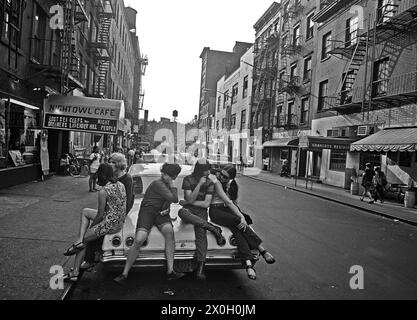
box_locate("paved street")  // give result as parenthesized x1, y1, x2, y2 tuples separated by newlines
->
(68, 175, 417, 300)
(1, 174, 417, 300)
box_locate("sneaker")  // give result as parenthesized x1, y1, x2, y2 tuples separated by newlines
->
(113, 274, 128, 286)
(167, 271, 185, 281)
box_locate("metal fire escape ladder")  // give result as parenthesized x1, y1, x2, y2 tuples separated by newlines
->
(252, 40, 269, 130)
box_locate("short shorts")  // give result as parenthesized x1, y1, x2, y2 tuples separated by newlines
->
(136, 205, 172, 233)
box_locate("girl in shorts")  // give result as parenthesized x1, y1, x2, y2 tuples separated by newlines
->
(114, 163, 184, 284)
(62, 163, 127, 282)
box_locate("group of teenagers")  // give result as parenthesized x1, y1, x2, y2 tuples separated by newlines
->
(62, 153, 275, 284)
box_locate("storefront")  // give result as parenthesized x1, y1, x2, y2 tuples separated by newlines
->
(262, 138, 299, 175)
(297, 136, 358, 187)
(351, 127, 417, 186)
(0, 95, 43, 188)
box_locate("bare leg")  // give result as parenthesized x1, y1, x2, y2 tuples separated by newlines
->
(76, 208, 97, 244)
(121, 230, 148, 277)
(160, 223, 175, 274)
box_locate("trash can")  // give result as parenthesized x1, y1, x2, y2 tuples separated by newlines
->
(404, 191, 416, 208)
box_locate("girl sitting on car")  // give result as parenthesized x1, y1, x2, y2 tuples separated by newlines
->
(62, 163, 127, 282)
(113, 163, 184, 285)
(208, 164, 275, 280)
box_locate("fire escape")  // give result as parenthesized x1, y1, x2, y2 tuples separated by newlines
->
(251, 30, 280, 141)
(323, 0, 417, 116)
(88, 0, 114, 98)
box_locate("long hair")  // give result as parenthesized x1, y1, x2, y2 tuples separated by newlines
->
(97, 163, 116, 186)
(221, 164, 238, 201)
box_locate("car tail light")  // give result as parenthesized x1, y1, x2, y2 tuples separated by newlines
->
(126, 237, 134, 247)
(111, 236, 122, 247)
(229, 235, 237, 247)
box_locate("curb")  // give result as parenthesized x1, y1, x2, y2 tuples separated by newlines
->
(244, 175, 417, 228)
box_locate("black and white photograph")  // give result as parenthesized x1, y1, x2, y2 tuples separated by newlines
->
(0, 0, 417, 307)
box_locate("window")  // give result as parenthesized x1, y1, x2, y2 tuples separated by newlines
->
(0, 96, 42, 169)
(290, 63, 298, 79)
(223, 90, 229, 108)
(242, 76, 248, 98)
(306, 13, 314, 39)
(240, 109, 246, 130)
(399, 152, 412, 167)
(3, 0, 21, 47)
(274, 19, 279, 32)
(231, 114, 236, 129)
(300, 98, 309, 125)
(303, 56, 312, 81)
(276, 105, 283, 127)
(217, 95, 221, 112)
(32, 4, 47, 64)
(318, 80, 328, 111)
(293, 25, 301, 46)
(341, 71, 355, 104)
(345, 17, 359, 47)
(216, 120, 219, 130)
(373, 58, 390, 97)
(321, 31, 332, 60)
(377, 0, 394, 24)
(329, 150, 347, 171)
(287, 101, 294, 126)
(232, 83, 238, 104)
(222, 118, 225, 129)
(359, 153, 380, 170)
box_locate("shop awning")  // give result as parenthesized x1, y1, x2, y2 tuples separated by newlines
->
(263, 138, 299, 148)
(351, 127, 417, 152)
(299, 136, 357, 151)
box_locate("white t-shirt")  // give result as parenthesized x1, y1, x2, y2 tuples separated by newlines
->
(89, 153, 101, 173)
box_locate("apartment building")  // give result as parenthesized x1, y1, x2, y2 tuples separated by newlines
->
(214, 45, 254, 165)
(0, 0, 143, 188)
(198, 42, 252, 154)
(312, 0, 417, 188)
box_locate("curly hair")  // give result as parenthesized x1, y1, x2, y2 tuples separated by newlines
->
(161, 163, 182, 179)
(109, 152, 127, 170)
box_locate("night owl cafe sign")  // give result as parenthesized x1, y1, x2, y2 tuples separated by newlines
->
(43, 95, 125, 135)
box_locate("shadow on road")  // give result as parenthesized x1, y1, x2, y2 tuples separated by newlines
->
(71, 263, 258, 300)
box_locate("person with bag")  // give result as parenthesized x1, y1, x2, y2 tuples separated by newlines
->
(177, 159, 226, 281)
(89, 146, 101, 192)
(208, 164, 275, 281)
(373, 166, 387, 203)
(61, 163, 127, 282)
(113, 163, 184, 285)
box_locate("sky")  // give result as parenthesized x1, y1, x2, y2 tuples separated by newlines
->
(125, 0, 279, 124)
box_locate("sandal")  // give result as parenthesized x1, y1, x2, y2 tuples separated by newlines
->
(260, 250, 276, 264)
(64, 242, 85, 256)
(62, 271, 79, 282)
(245, 265, 256, 280)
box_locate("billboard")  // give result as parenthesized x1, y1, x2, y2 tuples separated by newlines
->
(43, 95, 125, 135)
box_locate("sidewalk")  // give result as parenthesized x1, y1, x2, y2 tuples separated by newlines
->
(0, 174, 96, 300)
(241, 168, 417, 227)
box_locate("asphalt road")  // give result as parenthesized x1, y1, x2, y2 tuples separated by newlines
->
(70, 176, 417, 300)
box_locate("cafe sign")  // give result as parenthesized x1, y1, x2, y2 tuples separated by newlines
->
(43, 95, 125, 135)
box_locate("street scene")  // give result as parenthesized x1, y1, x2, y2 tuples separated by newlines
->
(1, 0, 417, 304)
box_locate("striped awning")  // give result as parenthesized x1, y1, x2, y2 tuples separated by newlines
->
(351, 127, 417, 152)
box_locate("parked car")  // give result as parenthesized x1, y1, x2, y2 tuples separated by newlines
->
(101, 164, 257, 272)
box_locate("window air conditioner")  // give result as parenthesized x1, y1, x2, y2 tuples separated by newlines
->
(357, 125, 368, 136)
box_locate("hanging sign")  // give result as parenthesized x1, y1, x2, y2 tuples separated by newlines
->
(43, 95, 125, 135)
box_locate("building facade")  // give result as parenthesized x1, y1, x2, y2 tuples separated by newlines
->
(311, 0, 417, 188)
(0, 0, 143, 188)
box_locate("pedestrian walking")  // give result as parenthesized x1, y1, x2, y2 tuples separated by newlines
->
(89, 146, 101, 192)
(208, 164, 275, 280)
(113, 163, 184, 285)
(81, 153, 134, 270)
(62, 163, 127, 282)
(360, 162, 375, 203)
(177, 159, 226, 280)
(373, 166, 387, 204)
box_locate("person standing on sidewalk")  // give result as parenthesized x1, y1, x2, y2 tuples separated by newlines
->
(373, 166, 387, 204)
(177, 160, 226, 280)
(208, 164, 275, 280)
(360, 162, 375, 203)
(113, 163, 184, 285)
(89, 146, 101, 192)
